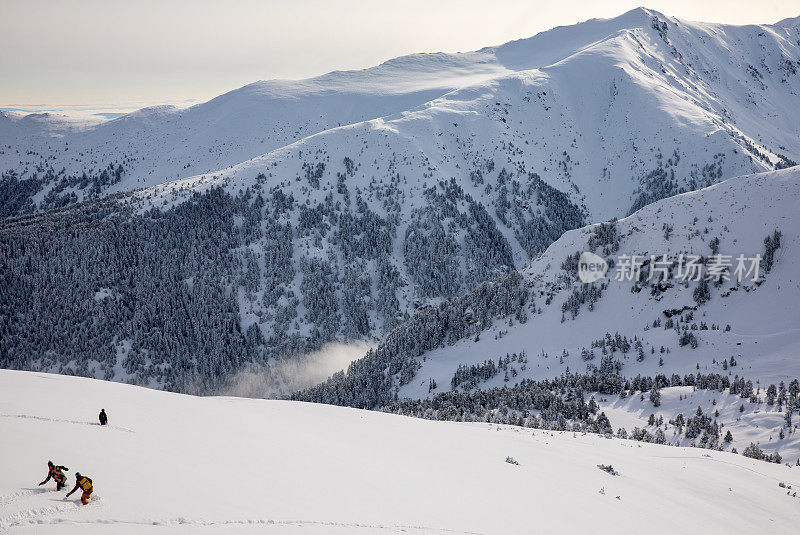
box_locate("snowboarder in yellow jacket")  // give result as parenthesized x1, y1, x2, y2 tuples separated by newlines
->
(66, 472, 93, 505)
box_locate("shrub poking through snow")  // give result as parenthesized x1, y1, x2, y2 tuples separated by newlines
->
(598, 464, 618, 475)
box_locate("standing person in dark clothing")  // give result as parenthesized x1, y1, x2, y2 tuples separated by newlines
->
(39, 461, 68, 491)
(99, 409, 107, 426)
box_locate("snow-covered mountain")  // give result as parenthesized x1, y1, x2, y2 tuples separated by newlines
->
(297, 165, 798, 405)
(398, 166, 799, 395)
(2, 370, 799, 535)
(1, 8, 799, 394)
(3, 7, 800, 218)
(0, 47, 513, 210)
(293, 165, 800, 462)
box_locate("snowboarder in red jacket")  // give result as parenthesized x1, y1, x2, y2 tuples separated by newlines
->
(39, 461, 68, 491)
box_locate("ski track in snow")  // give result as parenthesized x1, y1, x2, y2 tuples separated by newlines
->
(0, 489, 49, 507)
(0, 496, 106, 533)
(649, 452, 800, 488)
(0, 414, 134, 433)
(3, 513, 482, 535)
(0, 484, 479, 535)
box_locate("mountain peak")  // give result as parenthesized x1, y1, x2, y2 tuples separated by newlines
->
(772, 13, 800, 29)
(616, 6, 662, 21)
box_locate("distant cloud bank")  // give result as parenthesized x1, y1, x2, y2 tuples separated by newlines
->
(0, 99, 198, 121)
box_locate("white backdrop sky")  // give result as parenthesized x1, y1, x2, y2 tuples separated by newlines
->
(2, 0, 799, 115)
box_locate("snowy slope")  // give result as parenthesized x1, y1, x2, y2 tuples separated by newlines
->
(2, 370, 799, 535)
(596, 385, 800, 465)
(392, 166, 800, 399)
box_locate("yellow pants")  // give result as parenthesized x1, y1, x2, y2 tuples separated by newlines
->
(81, 490, 92, 505)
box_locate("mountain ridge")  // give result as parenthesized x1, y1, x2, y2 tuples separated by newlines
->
(3, 6, 799, 207)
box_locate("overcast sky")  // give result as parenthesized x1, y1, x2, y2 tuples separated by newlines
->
(2, 0, 799, 114)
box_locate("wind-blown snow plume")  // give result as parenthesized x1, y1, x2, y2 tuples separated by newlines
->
(223, 342, 372, 398)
